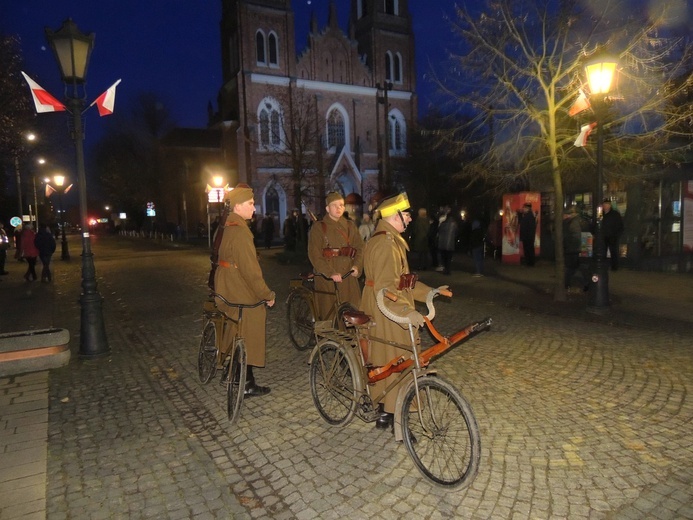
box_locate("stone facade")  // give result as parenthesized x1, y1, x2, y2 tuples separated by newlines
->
(216, 0, 416, 230)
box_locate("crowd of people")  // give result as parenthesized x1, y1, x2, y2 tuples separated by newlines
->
(0, 222, 57, 284)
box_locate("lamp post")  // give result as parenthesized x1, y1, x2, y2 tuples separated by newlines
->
(14, 132, 37, 218)
(46, 19, 109, 357)
(212, 175, 225, 221)
(584, 57, 617, 313)
(53, 174, 71, 260)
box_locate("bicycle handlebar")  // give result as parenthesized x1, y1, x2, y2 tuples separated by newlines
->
(376, 287, 449, 326)
(314, 270, 353, 281)
(210, 291, 268, 309)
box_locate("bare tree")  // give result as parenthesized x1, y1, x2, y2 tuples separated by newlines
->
(434, 0, 693, 300)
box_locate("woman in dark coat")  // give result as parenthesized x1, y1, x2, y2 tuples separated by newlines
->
(35, 225, 57, 282)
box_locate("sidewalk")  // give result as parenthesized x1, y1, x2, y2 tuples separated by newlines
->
(1, 239, 692, 519)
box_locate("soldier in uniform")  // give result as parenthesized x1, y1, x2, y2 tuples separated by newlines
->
(361, 193, 441, 431)
(307, 192, 364, 320)
(214, 184, 276, 397)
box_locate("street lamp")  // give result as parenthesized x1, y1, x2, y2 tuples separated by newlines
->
(46, 19, 109, 357)
(585, 56, 618, 313)
(212, 175, 225, 221)
(53, 174, 71, 260)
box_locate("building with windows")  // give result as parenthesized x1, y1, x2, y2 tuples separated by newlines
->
(213, 0, 417, 229)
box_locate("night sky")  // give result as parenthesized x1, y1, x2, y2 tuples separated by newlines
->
(4, 1, 455, 133)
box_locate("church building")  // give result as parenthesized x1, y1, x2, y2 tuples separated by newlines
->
(214, 0, 417, 226)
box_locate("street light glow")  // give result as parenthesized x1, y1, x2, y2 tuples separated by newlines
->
(585, 58, 617, 95)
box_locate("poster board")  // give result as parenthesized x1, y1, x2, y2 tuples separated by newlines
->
(502, 192, 541, 264)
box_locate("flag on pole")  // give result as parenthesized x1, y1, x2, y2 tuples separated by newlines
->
(90, 79, 121, 116)
(574, 122, 597, 147)
(568, 89, 590, 117)
(64, 184, 74, 194)
(45, 184, 56, 198)
(21, 72, 66, 113)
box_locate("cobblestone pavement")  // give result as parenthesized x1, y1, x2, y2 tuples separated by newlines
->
(3, 236, 693, 519)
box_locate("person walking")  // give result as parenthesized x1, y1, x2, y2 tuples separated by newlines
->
(20, 224, 39, 281)
(261, 213, 275, 249)
(35, 225, 57, 283)
(410, 208, 430, 270)
(307, 192, 364, 320)
(519, 203, 537, 266)
(0, 222, 9, 275)
(470, 219, 485, 277)
(360, 193, 442, 433)
(437, 207, 458, 275)
(601, 199, 623, 271)
(214, 184, 276, 397)
(563, 206, 584, 291)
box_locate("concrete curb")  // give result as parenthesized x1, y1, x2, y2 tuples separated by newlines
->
(0, 328, 71, 377)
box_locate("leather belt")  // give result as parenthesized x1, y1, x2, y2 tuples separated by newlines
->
(218, 260, 238, 269)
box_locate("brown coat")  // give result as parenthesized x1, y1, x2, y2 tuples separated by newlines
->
(214, 212, 275, 367)
(361, 219, 431, 413)
(307, 216, 364, 320)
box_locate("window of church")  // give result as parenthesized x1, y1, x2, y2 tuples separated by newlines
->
(327, 109, 346, 150)
(270, 111, 281, 146)
(388, 111, 406, 155)
(385, 52, 392, 81)
(258, 98, 284, 150)
(256, 30, 266, 65)
(384, 0, 398, 15)
(394, 53, 402, 83)
(268, 32, 278, 67)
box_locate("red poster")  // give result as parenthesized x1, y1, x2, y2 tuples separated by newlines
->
(502, 192, 541, 264)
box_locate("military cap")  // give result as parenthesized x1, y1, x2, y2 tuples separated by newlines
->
(227, 183, 254, 207)
(326, 191, 344, 205)
(377, 192, 410, 218)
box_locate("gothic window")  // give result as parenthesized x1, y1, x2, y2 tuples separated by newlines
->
(388, 110, 406, 155)
(258, 98, 283, 150)
(394, 53, 402, 83)
(265, 185, 279, 216)
(385, 52, 392, 81)
(327, 109, 346, 150)
(268, 32, 278, 66)
(256, 30, 266, 65)
(384, 0, 398, 15)
(357, 0, 367, 18)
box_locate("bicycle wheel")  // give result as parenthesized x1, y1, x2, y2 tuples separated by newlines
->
(287, 290, 315, 351)
(309, 340, 359, 426)
(401, 376, 481, 489)
(198, 319, 218, 384)
(226, 338, 247, 425)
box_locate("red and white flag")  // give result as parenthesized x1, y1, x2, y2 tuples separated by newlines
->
(574, 122, 597, 147)
(21, 71, 66, 113)
(90, 79, 121, 116)
(568, 89, 590, 117)
(45, 184, 56, 198)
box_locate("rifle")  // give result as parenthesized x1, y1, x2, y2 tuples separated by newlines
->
(207, 201, 231, 290)
(302, 199, 318, 222)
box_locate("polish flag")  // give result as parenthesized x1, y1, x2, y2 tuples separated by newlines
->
(90, 79, 121, 116)
(21, 72, 66, 113)
(568, 89, 590, 117)
(45, 184, 56, 198)
(574, 122, 597, 147)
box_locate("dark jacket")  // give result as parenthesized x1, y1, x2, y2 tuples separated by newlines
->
(601, 209, 623, 238)
(562, 215, 582, 254)
(519, 210, 536, 242)
(34, 228, 57, 257)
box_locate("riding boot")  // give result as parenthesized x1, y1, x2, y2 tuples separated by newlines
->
(375, 403, 393, 429)
(244, 366, 270, 397)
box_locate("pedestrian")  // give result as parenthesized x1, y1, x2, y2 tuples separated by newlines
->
(214, 183, 275, 397)
(283, 211, 297, 251)
(563, 206, 585, 292)
(470, 219, 485, 277)
(360, 192, 441, 432)
(307, 192, 364, 320)
(601, 199, 623, 270)
(410, 208, 430, 270)
(261, 213, 274, 249)
(34, 225, 57, 282)
(518, 202, 537, 266)
(20, 224, 39, 281)
(14, 226, 23, 262)
(437, 207, 458, 275)
(486, 215, 502, 260)
(0, 222, 9, 275)
(358, 213, 375, 242)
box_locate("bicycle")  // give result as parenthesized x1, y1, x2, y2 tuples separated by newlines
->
(286, 270, 356, 351)
(308, 287, 492, 488)
(197, 292, 268, 425)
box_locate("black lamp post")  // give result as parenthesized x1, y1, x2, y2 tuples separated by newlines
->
(53, 174, 71, 261)
(585, 57, 617, 313)
(46, 19, 109, 357)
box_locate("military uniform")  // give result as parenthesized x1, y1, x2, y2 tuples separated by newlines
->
(361, 211, 431, 415)
(214, 204, 275, 368)
(307, 212, 364, 320)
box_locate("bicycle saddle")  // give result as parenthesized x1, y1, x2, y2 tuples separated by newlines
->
(342, 310, 371, 326)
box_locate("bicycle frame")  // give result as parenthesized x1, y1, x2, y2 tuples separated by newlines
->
(209, 292, 267, 359)
(287, 270, 354, 322)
